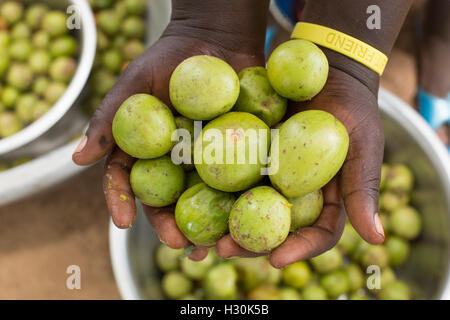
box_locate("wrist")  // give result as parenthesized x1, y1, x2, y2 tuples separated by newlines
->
(164, 0, 269, 55)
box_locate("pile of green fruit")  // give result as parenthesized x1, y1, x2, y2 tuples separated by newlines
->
(155, 162, 421, 300)
(84, 0, 146, 115)
(113, 40, 348, 254)
(0, 1, 79, 138)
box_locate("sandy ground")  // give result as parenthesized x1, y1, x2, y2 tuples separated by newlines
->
(0, 4, 426, 300)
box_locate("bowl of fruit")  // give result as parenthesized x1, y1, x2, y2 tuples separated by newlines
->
(0, 0, 96, 155)
(108, 41, 450, 299)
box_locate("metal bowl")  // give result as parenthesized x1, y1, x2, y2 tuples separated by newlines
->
(109, 88, 450, 300)
(0, 0, 96, 156)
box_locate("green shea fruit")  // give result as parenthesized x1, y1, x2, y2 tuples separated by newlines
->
(112, 94, 176, 159)
(7, 63, 33, 90)
(9, 39, 32, 61)
(379, 280, 411, 300)
(337, 222, 361, 254)
(360, 245, 390, 269)
(302, 284, 328, 300)
(122, 40, 145, 60)
(234, 257, 272, 291)
(16, 94, 38, 123)
(112, 34, 127, 50)
(123, 16, 145, 39)
(181, 249, 216, 280)
(229, 186, 291, 253)
(155, 244, 183, 272)
(1, 86, 19, 108)
(320, 270, 350, 299)
(32, 30, 50, 48)
(379, 191, 410, 212)
(379, 163, 389, 190)
(97, 30, 110, 51)
(97, 9, 121, 36)
(385, 164, 414, 192)
(194, 112, 270, 192)
(0, 112, 22, 138)
(28, 50, 51, 74)
(101, 49, 122, 73)
(0, 52, 10, 77)
(42, 11, 68, 37)
(50, 36, 78, 57)
(185, 170, 203, 188)
(385, 235, 410, 267)
(11, 22, 31, 39)
(0, 1, 23, 25)
(32, 77, 50, 96)
(49, 57, 77, 83)
(282, 261, 311, 289)
(279, 287, 302, 300)
(233, 66, 287, 127)
(349, 290, 370, 300)
(267, 264, 283, 286)
(44, 82, 66, 104)
(169, 55, 240, 120)
(267, 39, 328, 101)
(162, 271, 193, 299)
(204, 263, 238, 300)
(91, 69, 116, 96)
(390, 206, 422, 240)
(345, 263, 365, 292)
(0, 30, 11, 48)
(310, 247, 343, 274)
(379, 267, 397, 289)
(175, 183, 235, 246)
(124, 0, 146, 15)
(269, 110, 349, 198)
(32, 100, 51, 121)
(247, 284, 282, 300)
(25, 4, 49, 29)
(130, 156, 185, 207)
(288, 189, 323, 231)
(379, 212, 391, 232)
(92, 0, 115, 9)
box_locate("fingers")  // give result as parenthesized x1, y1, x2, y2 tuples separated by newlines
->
(188, 246, 210, 261)
(143, 205, 191, 250)
(340, 113, 385, 245)
(269, 178, 346, 269)
(103, 148, 137, 228)
(215, 235, 266, 259)
(73, 57, 152, 166)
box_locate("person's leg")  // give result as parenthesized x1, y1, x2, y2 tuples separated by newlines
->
(419, 0, 450, 146)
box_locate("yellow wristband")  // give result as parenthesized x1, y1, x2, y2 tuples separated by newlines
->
(291, 22, 388, 76)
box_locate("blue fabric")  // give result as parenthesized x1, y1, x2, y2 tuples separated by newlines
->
(274, 0, 297, 24)
(418, 88, 450, 130)
(265, 26, 278, 58)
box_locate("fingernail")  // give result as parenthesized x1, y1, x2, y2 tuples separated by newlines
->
(73, 136, 87, 154)
(374, 212, 385, 237)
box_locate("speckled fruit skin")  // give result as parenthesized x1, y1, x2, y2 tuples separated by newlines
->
(169, 55, 240, 120)
(175, 183, 235, 246)
(269, 110, 349, 198)
(112, 94, 177, 159)
(288, 189, 323, 231)
(267, 39, 328, 101)
(229, 186, 291, 253)
(130, 156, 185, 207)
(194, 112, 270, 192)
(234, 67, 287, 127)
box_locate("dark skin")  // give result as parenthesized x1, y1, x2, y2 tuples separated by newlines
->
(73, 0, 412, 267)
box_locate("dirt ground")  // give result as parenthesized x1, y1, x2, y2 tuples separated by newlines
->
(0, 4, 426, 300)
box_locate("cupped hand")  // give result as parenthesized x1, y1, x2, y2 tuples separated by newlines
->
(72, 28, 265, 260)
(216, 67, 385, 268)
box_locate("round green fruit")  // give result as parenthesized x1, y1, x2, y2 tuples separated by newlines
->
(279, 287, 302, 300)
(248, 284, 281, 300)
(282, 261, 311, 289)
(310, 247, 343, 274)
(390, 206, 422, 240)
(16, 94, 38, 123)
(0, 1, 23, 25)
(320, 270, 350, 299)
(269, 110, 349, 198)
(155, 244, 183, 272)
(50, 36, 78, 57)
(379, 280, 411, 300)
(7, 63, 33, 90)
(0, 112, 22, 138)
(267, 39, 328, 101)
(161, 271, 193, 299)
(49, 57, 77, 83)
(385, 164, 414, 192)
(175, 183, 235, 246)
(169, 55, 240, 120)
(337, 222, 361, 254)
(229, 186, 291, 253)
(42, 11, 69, 37)
(204, 263, 238, 300)
(112, 94, 177, 159)
(181, 250, 216, 280)
(360, 244, 390, 269)
(385, 235, 410, 267)
(44, 81, 66, 104)
(302, 284, 328, 300)
(194, 112, 270, 192)
(130, 156, 185, 207)
(289, 189, 323, 231)
(28, 50, 51, 74)
(25, 4, 49, 29)
(345, 263, 365, 291)
(233, 66, 287, 127)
